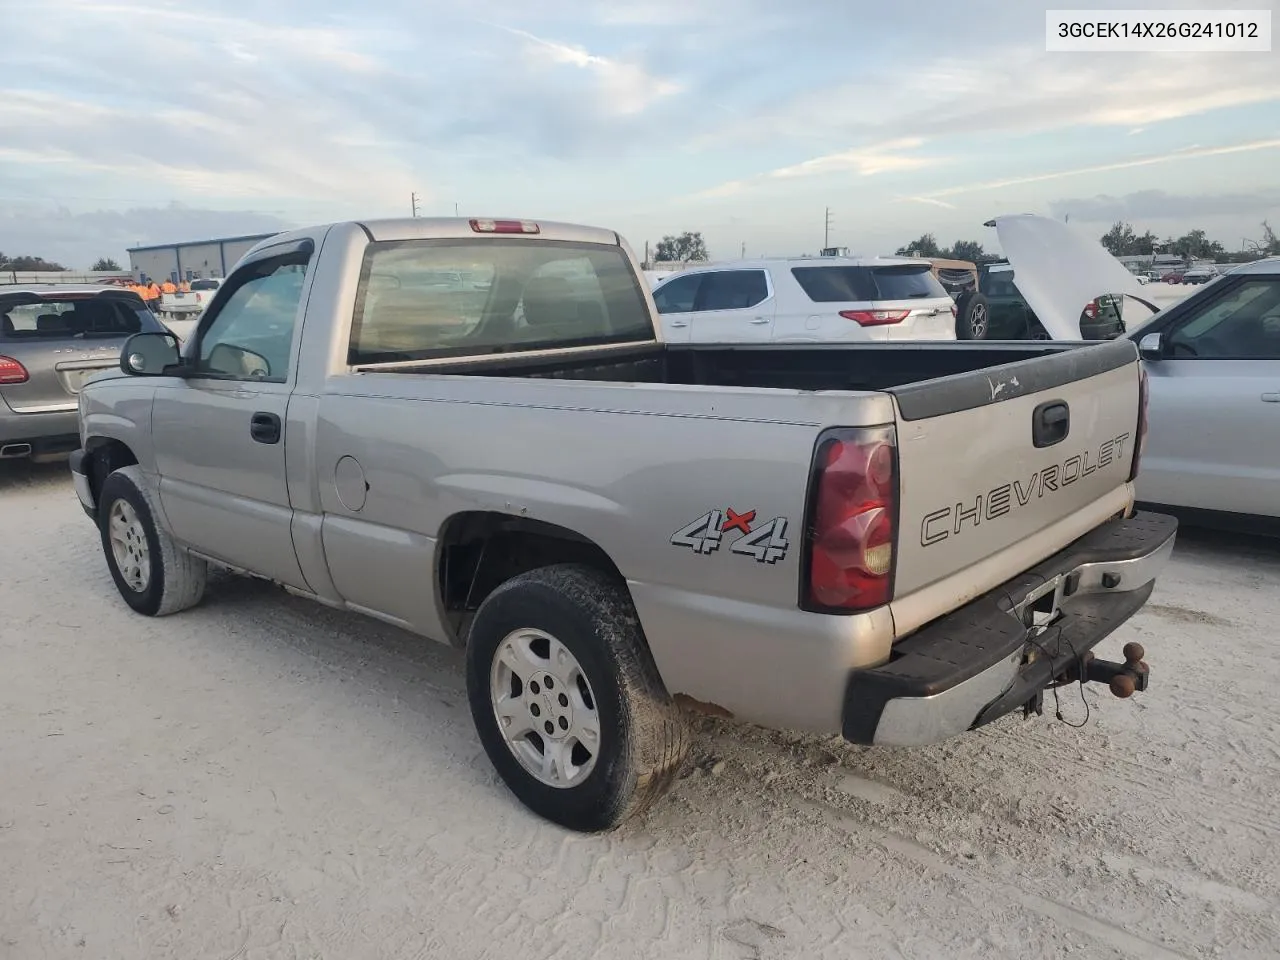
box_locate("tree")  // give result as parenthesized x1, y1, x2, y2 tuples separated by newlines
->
(1261, 221, 1280, 255)
(1168, 229, 1225, 260)
(92, 257, 121, 271)
(0, 253, 67, 271)
(947, 240, 986, 263)
(1100, 221, 1137, 256)
(653, 232, 708, 262)
(894, 233, 941, 258)
(1099, 221, 1162, 257)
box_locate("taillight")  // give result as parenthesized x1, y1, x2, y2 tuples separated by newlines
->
(470, 218, 540, 235)
(839, 309, 909, 326)
(1129, 366, 1149, 482)
(1084, 300, 1098, 319)
(0, 356, 29, 384)
(803, 425, 898, 612)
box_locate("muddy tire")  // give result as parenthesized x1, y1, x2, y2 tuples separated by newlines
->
(98, 466, 207, 617)
(465, 564, 689, 832)
(955, 292, 991, 340)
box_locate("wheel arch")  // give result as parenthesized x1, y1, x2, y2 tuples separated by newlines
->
(83, 436, 140, 504)
(435, 511, 634, 647)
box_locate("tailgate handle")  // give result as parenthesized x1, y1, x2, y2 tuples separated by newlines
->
(1032, 400, 1070, 448)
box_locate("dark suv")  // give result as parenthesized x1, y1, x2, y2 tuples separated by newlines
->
(954, 260, 1124, 340)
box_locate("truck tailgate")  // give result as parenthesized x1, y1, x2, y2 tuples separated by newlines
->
(888, 339, 1139, 600)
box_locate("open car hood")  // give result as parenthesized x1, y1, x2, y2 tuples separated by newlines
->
(989, 214, 1146, 339)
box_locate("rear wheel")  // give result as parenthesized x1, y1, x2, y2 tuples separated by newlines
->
(955, 293, 991, 340)
(465, 564, 689, 832)
(98, 466, 207, 617)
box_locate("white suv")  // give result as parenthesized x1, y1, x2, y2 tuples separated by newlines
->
(651, 257, 957, 343)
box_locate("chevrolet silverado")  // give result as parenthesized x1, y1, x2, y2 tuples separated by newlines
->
(70, 217, 1176, 831)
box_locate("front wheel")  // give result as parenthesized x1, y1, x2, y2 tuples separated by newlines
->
(465, 564, 689, 832)
(98, 466, 207, 616)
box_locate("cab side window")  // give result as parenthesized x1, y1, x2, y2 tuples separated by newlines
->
(195, 253, 310, 381)
(1167, 279, 1280, 360)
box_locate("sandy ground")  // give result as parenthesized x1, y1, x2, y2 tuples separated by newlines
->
(2, 462, 1278, 960)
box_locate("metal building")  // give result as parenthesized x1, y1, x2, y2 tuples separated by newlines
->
(126, 233, 279, 284)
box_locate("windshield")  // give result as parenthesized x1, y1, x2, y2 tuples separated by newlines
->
(349, 239, 652, 364)
(0, 295, 149, 340)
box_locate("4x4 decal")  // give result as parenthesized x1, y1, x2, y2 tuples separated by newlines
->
(669, 508, 790, 564)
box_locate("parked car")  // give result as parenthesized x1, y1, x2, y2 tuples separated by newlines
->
(1161, 271, 1185, 284)
(159, 277, 223, 318)
(991, 215, 1280, 530)
(1, 285, 168, 461)
(72, 216, 1173, 831)
(1130, 258, 1280, 528)
(959, 260, 1125, 341)
(1181, 265, 1219, 285)
(651, 256, 958, 343)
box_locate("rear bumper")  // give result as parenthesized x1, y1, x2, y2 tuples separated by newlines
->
(0, 406, 79, 445)
(842, 511, 1177, 746)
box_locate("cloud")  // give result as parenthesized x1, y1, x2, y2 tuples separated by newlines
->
(913, 139, 1280, 200)
(694, 138, 945, 199)
(1047, 189, 1280, 224)
(495, 26, 682, 116)
(697, 45, 1280, 152)
(899, 197, 958, 211)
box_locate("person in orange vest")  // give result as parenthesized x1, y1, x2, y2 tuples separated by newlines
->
(146, 280, 161, 308)
(179, 279, 190, 293)
(161, 277, 177, 295)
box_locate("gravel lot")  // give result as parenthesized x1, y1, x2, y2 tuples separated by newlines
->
(2, 461, 1278, 960)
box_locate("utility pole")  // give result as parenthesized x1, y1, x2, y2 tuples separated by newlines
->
(454, 202, 459, 217)
(823, 207, 833, 250)
(411, 192, 421, 217)
(740, 242, 746, 258)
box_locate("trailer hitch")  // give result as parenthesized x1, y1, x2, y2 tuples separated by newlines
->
(1068, 642, 1149, 698)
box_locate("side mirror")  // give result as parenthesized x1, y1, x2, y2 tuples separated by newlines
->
(207, 343, 271, 379)
(1138, 332, 1163, 362)
(121, 331, 181, 376)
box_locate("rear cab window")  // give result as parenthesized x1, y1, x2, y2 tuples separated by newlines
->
(0, 295, 150, 341)
(349, 239, 653, 364)
(791, 264, 948, 302)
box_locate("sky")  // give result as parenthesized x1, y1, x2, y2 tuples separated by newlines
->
(1, 0, 1278, 268)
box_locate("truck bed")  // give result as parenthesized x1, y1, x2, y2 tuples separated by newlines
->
(370, 339, 1121, 400)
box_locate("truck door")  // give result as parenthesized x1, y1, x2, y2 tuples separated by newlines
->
(150, 238, 316, 589)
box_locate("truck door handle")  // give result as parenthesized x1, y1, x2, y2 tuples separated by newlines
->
(1032, 400, 1070, 448)
(749, 317, 770, 324)
(1263, 393, 1280, 403)
(250, 411, 281, 444)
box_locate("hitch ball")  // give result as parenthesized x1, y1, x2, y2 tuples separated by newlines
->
(1109, 674, 1136, 698)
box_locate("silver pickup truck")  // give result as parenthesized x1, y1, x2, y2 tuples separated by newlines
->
(70, 217, 1176, 831)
